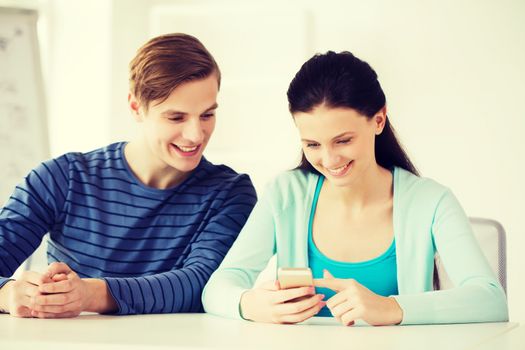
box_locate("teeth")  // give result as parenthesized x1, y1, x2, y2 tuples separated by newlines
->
(177, 145, 198, 152)
(327, 162, 350, 175)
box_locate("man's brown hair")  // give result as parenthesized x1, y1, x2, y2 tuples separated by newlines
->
(129, 33, 221, 110)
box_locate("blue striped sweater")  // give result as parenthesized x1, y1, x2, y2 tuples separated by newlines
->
(0, 142, 257, 314)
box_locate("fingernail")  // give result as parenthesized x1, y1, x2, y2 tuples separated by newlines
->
(318, 294, 325, 300)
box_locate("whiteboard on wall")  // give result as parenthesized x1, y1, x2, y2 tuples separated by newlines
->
(0, 7, 49, 205)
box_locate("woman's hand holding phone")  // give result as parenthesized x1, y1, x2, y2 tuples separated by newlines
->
(239, 268, 325, 324)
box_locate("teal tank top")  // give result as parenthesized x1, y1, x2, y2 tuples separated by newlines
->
(308, 176, 399, 317)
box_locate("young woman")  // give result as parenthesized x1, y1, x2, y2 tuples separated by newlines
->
(0, 33, 257, 318)
(202, 51, 508, 325)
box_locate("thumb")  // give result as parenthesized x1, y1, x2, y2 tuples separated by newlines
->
(45, 262, 73, 278)
(51, 273, 68, 282)
(259, 279, 281, 291)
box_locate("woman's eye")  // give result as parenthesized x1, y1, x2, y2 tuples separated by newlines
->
(337, 138, 352, 144)
(201, 113, 215, 120)
(168, 116, 184, 122)
(306, 143, 320, 148)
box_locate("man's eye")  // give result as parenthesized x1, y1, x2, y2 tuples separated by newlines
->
(201, 113, 215, 119)
(168, 116, 184, 121)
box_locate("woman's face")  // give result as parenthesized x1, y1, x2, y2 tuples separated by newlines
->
(293, 104, 386, 187)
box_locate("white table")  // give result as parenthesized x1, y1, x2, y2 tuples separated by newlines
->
(472, 322, 525, 350)
(0, 314, 520, 350)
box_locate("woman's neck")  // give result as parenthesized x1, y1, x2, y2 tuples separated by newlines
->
(324, 163, 393, 210)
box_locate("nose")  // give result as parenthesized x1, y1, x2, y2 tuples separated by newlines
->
(182, 117, 205, 144)
(320, 147, 341, 169)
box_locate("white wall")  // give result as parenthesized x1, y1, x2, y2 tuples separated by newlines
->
(46, 0, 112, 155)
(5, 0, 525, 320)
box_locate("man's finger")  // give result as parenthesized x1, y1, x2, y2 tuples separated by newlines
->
(51, 273, 68, 282)
(19, 271, 51, 286)
(38, 279, 73, 294)
(22, 282, 40, 298)
(31, 310, 79, 319)
(32, 291, 74, 306)
(45, 262, 72, 277)
(13, 294, 32, 309)
(30, 300, 81, 314)
(11, 305, 33, 318)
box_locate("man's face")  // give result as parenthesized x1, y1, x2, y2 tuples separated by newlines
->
(131, 74, 218, 174)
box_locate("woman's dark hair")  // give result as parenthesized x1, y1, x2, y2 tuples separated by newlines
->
(287, 51, 418, 176)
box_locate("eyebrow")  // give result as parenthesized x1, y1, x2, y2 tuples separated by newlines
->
(161, 103, 219, 116)
(301, 131, 355, 143)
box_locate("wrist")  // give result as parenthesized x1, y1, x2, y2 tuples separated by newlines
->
(84, 278, 117, 314)
(387, 297, 403, 325)
(239, 290, 254, 321)
(0, 281, 14, 313)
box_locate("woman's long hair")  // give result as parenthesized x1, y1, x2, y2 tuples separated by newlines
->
(287, 51, 418, 176)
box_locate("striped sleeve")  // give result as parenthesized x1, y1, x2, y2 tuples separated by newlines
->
(103, 175, 257, 315)
(0, 157, 69, 288)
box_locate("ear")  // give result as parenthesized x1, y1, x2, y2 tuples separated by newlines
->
(128, 93, 144, 122)
(373, 106, 387, 135)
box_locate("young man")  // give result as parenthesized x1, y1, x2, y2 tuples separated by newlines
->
(0, 33, 257, 318)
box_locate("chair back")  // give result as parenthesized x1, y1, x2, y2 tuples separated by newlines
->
(435, 217, 507, 293)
